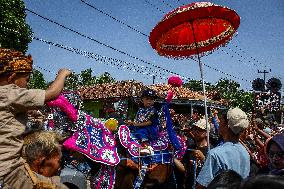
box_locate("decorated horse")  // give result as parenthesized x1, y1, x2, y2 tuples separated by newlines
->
(43, 76, 186, 189)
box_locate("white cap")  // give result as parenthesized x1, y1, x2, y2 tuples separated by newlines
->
(194, 118, 207, 131)
(227, 107, 249, 134)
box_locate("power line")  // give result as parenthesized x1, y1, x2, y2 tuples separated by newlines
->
(80, 0, 149, 37)
(160, 0, 174, 9)
(144, 0, 166, 14)
(1, 9, 248, 85)
(0, 24, 185, 82)
(75, 2, 252, 84)
(220, 48, 259, 68)
(33, 36, 172, 81)
(34, 65, 56, 75)
(36, 37, 253, 85)
(24, 7, 253, 85)
(0, 24, 253, 87)
(231, 36, 269, 70)
(25, 8, 188, 80)
(227, 42, 282, 81)
(203, 63, 251, 83)
(186, 54, 252, 83)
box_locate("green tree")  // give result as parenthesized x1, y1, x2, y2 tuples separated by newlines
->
(183, 80, 214, 92)
(28, 69, 47, 89)
(215, 78, 253, 112)
(95, 72, 115, 84)
(184, 78, 253, 113)
(183, 80, 203, 91)
(215, 79, 240, 99)
(80, 68, 96, 86)
(65, 73, 80, 90)
(0, 0, 32, 53)
(64, 68, 111, 90)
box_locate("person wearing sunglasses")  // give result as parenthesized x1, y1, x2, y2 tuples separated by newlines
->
(266, 133, 284, 176)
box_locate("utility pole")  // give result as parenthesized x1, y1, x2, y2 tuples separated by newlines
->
(258, 69, 271, 84)
(152, 75, 155, 84)
(258, 69, 271, 91)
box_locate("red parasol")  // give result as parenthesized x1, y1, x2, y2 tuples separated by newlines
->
(149, 2, 240, 58)
(149, 2, 240, 150)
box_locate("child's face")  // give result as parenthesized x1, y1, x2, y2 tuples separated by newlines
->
(9, 73, 30, 88)
(142, 96, 155, 108)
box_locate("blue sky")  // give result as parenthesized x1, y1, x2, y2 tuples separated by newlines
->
(23, 0, 284, 92)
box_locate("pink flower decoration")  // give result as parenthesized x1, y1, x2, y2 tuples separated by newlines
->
(166, 90, 174, 103)
(168, 75, 183, 87)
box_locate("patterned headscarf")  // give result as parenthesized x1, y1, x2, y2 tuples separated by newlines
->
(0, 48, 33, 74)
(266, 133, 284, 153)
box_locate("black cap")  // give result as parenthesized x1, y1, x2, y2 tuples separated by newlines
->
(141, 89, 157, 98)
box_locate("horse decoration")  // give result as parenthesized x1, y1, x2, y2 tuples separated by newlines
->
(117, 103, 186, 189)
(45, 74, 187, 189)
(117, 76, 187, 189)
(45, 91, 119, 189)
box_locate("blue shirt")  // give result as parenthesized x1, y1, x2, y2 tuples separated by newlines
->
(130, 106, 159, 141)
(196, 142, 250, 187)
(134, 106, 157, 124)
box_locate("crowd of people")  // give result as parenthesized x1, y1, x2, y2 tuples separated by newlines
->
(0, 46, 284, 189)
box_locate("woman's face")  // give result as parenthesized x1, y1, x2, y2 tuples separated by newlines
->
(268, 142, 284, 170)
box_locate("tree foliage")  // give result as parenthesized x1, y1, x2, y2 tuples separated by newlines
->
(80, 68, 96, 86)
(215, 79, 253, 112)
(95, 72, 115, 84)
(65, 69, 115, 90)
(65, 72, 80, 91)
(183, 80, 214, 92)
(28, 69, 47, 89)
(0, 0, 32, 53)
(184, 78, 253, 113)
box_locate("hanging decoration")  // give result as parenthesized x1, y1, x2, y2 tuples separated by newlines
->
(168, 75, 183, 87)
(32, 36, 189, 81)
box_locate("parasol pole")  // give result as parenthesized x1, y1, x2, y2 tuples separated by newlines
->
(191, 21, 210, 151)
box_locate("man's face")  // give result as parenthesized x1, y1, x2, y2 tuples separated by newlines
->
(40, 150, 62, 177)
(268, 143, 284, 170)
(142, 96, 155, 108)
(218, 115, 228, 137)
(9, 73, 30, 88)
(191, 127, 206, 142)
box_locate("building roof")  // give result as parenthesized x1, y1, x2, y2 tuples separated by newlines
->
(78, 80, 227, 106)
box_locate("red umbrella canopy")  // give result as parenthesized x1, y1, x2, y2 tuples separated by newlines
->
(149, 2, 240, 58)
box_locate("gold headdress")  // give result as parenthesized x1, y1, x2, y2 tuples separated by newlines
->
(0, 48, 33, 74)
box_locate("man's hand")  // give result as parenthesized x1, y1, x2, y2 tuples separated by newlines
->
(57, 68, 72, 77)
(192, 149, 205, 161)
